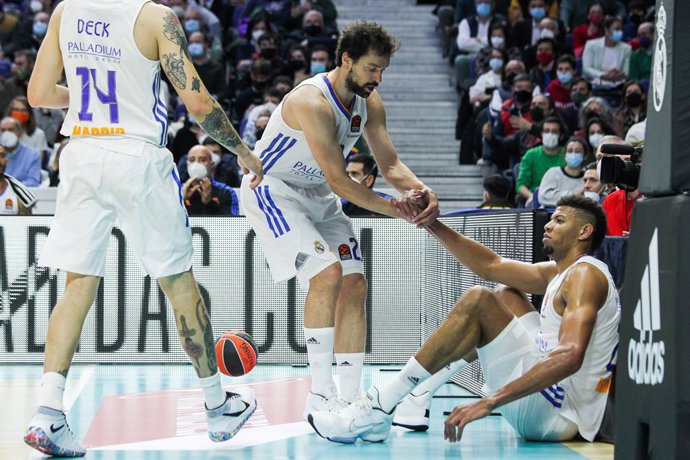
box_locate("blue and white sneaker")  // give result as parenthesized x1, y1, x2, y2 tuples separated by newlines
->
(24, 406, 86, 457)
(307, 386, 393, 444)
(206, 388, 257, 442)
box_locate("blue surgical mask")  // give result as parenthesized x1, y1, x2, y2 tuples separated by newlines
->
(184, 19, 200, 33)
(32, 21, 47, 37)
(611, 30, 623, 43)
(311, 61, 327, 74)
(530, 7, 546, 20)
(188, 43, 205, 58)
(565, 152, 584, 168)
(476, 2, 492, 17)
(489, 58, 503, 72)
(557, 71, 573, 84)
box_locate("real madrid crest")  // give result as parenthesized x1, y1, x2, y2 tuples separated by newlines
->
(314, 240, 325, 254)
(653, 4, 667, 112)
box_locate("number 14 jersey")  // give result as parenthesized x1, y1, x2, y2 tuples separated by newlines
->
(60, 0, 169, 147)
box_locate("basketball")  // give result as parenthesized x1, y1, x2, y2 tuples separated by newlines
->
(215, 331, 258, 377)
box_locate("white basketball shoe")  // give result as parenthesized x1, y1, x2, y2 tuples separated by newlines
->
(307, 386, 394, 444)
(206, 387, 257, 442)
(24, 406, 86, 457)
(392, 391, 432, 431)
(302, 385, 348, 420)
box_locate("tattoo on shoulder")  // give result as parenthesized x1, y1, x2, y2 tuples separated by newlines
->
(191, 77, 201, 93)
(162, 53, 186, 90)
(200, 106, 242, 149)
(162, 11, 191, 60)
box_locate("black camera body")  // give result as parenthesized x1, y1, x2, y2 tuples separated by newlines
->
(599, 144, 643, 190)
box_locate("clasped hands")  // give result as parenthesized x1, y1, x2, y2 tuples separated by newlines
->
(392, 188, 440, 227)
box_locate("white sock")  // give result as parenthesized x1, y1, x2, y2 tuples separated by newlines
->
(410, 359, 468, 396)
(199, 372, 226, 410)
(378, 357, 431, 412)
(335, 352, 364, 403)
(38, 372, 66, 412)
(304, 327, 335, 396)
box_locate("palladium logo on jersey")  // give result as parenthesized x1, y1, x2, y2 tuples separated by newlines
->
(627, 229, 665, 385)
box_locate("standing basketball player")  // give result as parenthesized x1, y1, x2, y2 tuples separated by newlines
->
(240, 21, 440, 421)
(23, 1, 263, 456)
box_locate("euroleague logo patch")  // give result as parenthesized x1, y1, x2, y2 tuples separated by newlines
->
(338, 244, 352, 261)
(350, 115, 362, 133)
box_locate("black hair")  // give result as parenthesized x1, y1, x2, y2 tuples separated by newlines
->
(483, 174, 511, 198)
(556, 194, 608, 253)
(556, 54, 576, 70)
(347, 153, 378, 178)
(335, 21, 400, 67)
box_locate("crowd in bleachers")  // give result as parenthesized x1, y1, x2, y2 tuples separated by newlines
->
(0, 0, 342, 216)
(439, 0, 650, 235)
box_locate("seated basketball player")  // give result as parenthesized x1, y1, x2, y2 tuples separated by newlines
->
(308, 194, 620, 444)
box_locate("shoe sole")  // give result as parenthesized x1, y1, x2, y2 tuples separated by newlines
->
(306, 414, 357, 444)
(392, 420, 430, 432)
(24, 427, 86, 457)
(208, 400, 257, 443)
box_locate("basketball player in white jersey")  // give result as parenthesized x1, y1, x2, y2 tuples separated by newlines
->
(309, 195, 620, 445)
(0, 146, 36, 215)
(240, 21, 440, 421)
(23, 1, 263, 456)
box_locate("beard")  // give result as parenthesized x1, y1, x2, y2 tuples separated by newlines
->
(542, 243, 554, 257)
(345, 68, 376, 98)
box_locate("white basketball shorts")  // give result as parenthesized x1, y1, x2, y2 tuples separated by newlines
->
(240, 174, 364, 287)
(39, 139, 193, 278)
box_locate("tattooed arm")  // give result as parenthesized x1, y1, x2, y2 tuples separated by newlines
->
(146, 4, 263, 185)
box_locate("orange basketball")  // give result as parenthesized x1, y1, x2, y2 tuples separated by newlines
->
(215, 330, 258, 377)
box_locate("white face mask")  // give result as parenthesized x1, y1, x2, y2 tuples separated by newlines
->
(0, 131, 19, 150)
(30, 0, 43, 12)
(491, 36, 505, 49)
(210, 152, 221, 167)
(188, 161, 208, 179)
(584, 191, 600, 202)
(542, 132, 559, 149)
(589, 133, 604, 149)
(540, 28, 555, 39)
(252, 29, 265, 42)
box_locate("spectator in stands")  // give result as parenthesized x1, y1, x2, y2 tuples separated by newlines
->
(577, 96, 614, 139)
(182, 145, 239, 216)
(203, 137, 242, 188)
(581, 162, 606, 203)
(0, 6, 32, 57)
(561, 77, 592, 133)
(546, 54, 576, 111)
(571, 2, 605, 58)
(341, 153, 389, 217)
(0, 116, 41, 186)
(488, 59, 527, 118)
(236, 13, 275, 62)
(528, 37, 557, 91)
(512, 0, 548, 51)
(469, 47, 506, 107)
(241, 86, 282, 149)
(28, 11, 49, 51)
(287, 9, 338, 56)
(537, 136, 587, 208)
(602, 171, 643, 237)
(629, 22, 654, 86)
(594, 134, 625, 161)
(180, 1, 221, 41)
(0, 50, 35, 113)
(284, 44, 311, 84)
(613, 80, 646, 138)
(6, 96, 49, 167)
(559, 0, 626, 33)
(234, 58, 273, 119)
(188, 32, 228, 100)
(585, 117, 610, 156)
(0, 145, 36, 215)
(454, 0, 503, 90)
(515, 115, 566, 207)
(625, 119, 646, 145)
(309, 44, 333, 75)
(582, 17, 631, 93)
(622, 0, 650, 42)
(478, 173, 513, 208)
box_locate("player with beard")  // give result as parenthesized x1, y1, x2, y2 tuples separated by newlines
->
(308, 195, 620, 445)
(240, 21, 440, 426)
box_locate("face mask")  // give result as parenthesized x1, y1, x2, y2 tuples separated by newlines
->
(476, 2, 492, 17)
(260, 48, 277, 60)
(172, 5, 185, 17)
(489, 57, 503, 72)
(565, 152, 584, 168)
(255, 128, 265, 140)
(252, 79, 268, 91)
(491, 36, 504, 49)
(557, 71, 572, 84)
(289, 58, 306, 71)
(30, 0, 42, 12)
(187, 161, 208, 179)
(611, 30, 623, 43)
(584, 191, 600, 202)
(530, 106, 544, 122)
(530, 7, 545, 20)
(542, 132, 559, 149)
(589, 133, 604, 148)
(639, 36, 652, 48)
(14, 68, 28, 81)
(32, 21, 47, 37)
(304, 24, 322, 36)
(0, 131, 18, 150)
(210, 152, 221, 167)
(10, 110, 30, 125)
(188, 43, 205, 58)
(514, 89, 532, 104)
(540, 28, 555, 39)
(536, 51, 553, 65)
(572, 91, 587, 105)
(626, 92, 643, 108)
(590, 13, 603, 25)
(184, 19, 200, 33)
(311, 61, 327, 74)
(252, 29, 264, 42)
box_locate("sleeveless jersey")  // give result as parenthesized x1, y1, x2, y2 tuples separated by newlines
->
(254, 72, 367, 188)
(536, 255, 620, 441)
(0, 180, 19, 215)
(59, 0, 168, 147)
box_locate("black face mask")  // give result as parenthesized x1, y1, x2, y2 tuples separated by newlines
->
(260, 48, 277, 60)
(530, 106, 544, 122)
(584, 109, 599, 120)
(626, 92, 643, 108)
(252, 79, 269, 91)
(514, 89, 532, 105)
(304, 24, 322, 36)
(288, 58, 306, 72)
(256, 129, 265, 140)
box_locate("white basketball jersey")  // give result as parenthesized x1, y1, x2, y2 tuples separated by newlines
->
(59, 0, 168, 147)
(0, 181, 19, 215)
(536, 255, 620, 441)
(255, 72, 367, 188)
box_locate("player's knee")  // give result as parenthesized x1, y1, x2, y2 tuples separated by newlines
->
(310, 262, 343, 290)
(454, 285, 496, 316)
(343, 273, 367, 300)
(493, 285, 527, 301)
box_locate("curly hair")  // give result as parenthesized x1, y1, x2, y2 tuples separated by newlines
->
(335, 21, 400, 67)
(556, 194, 608, 253)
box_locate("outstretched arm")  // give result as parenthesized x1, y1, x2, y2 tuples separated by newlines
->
(444, 263, 608, 442)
